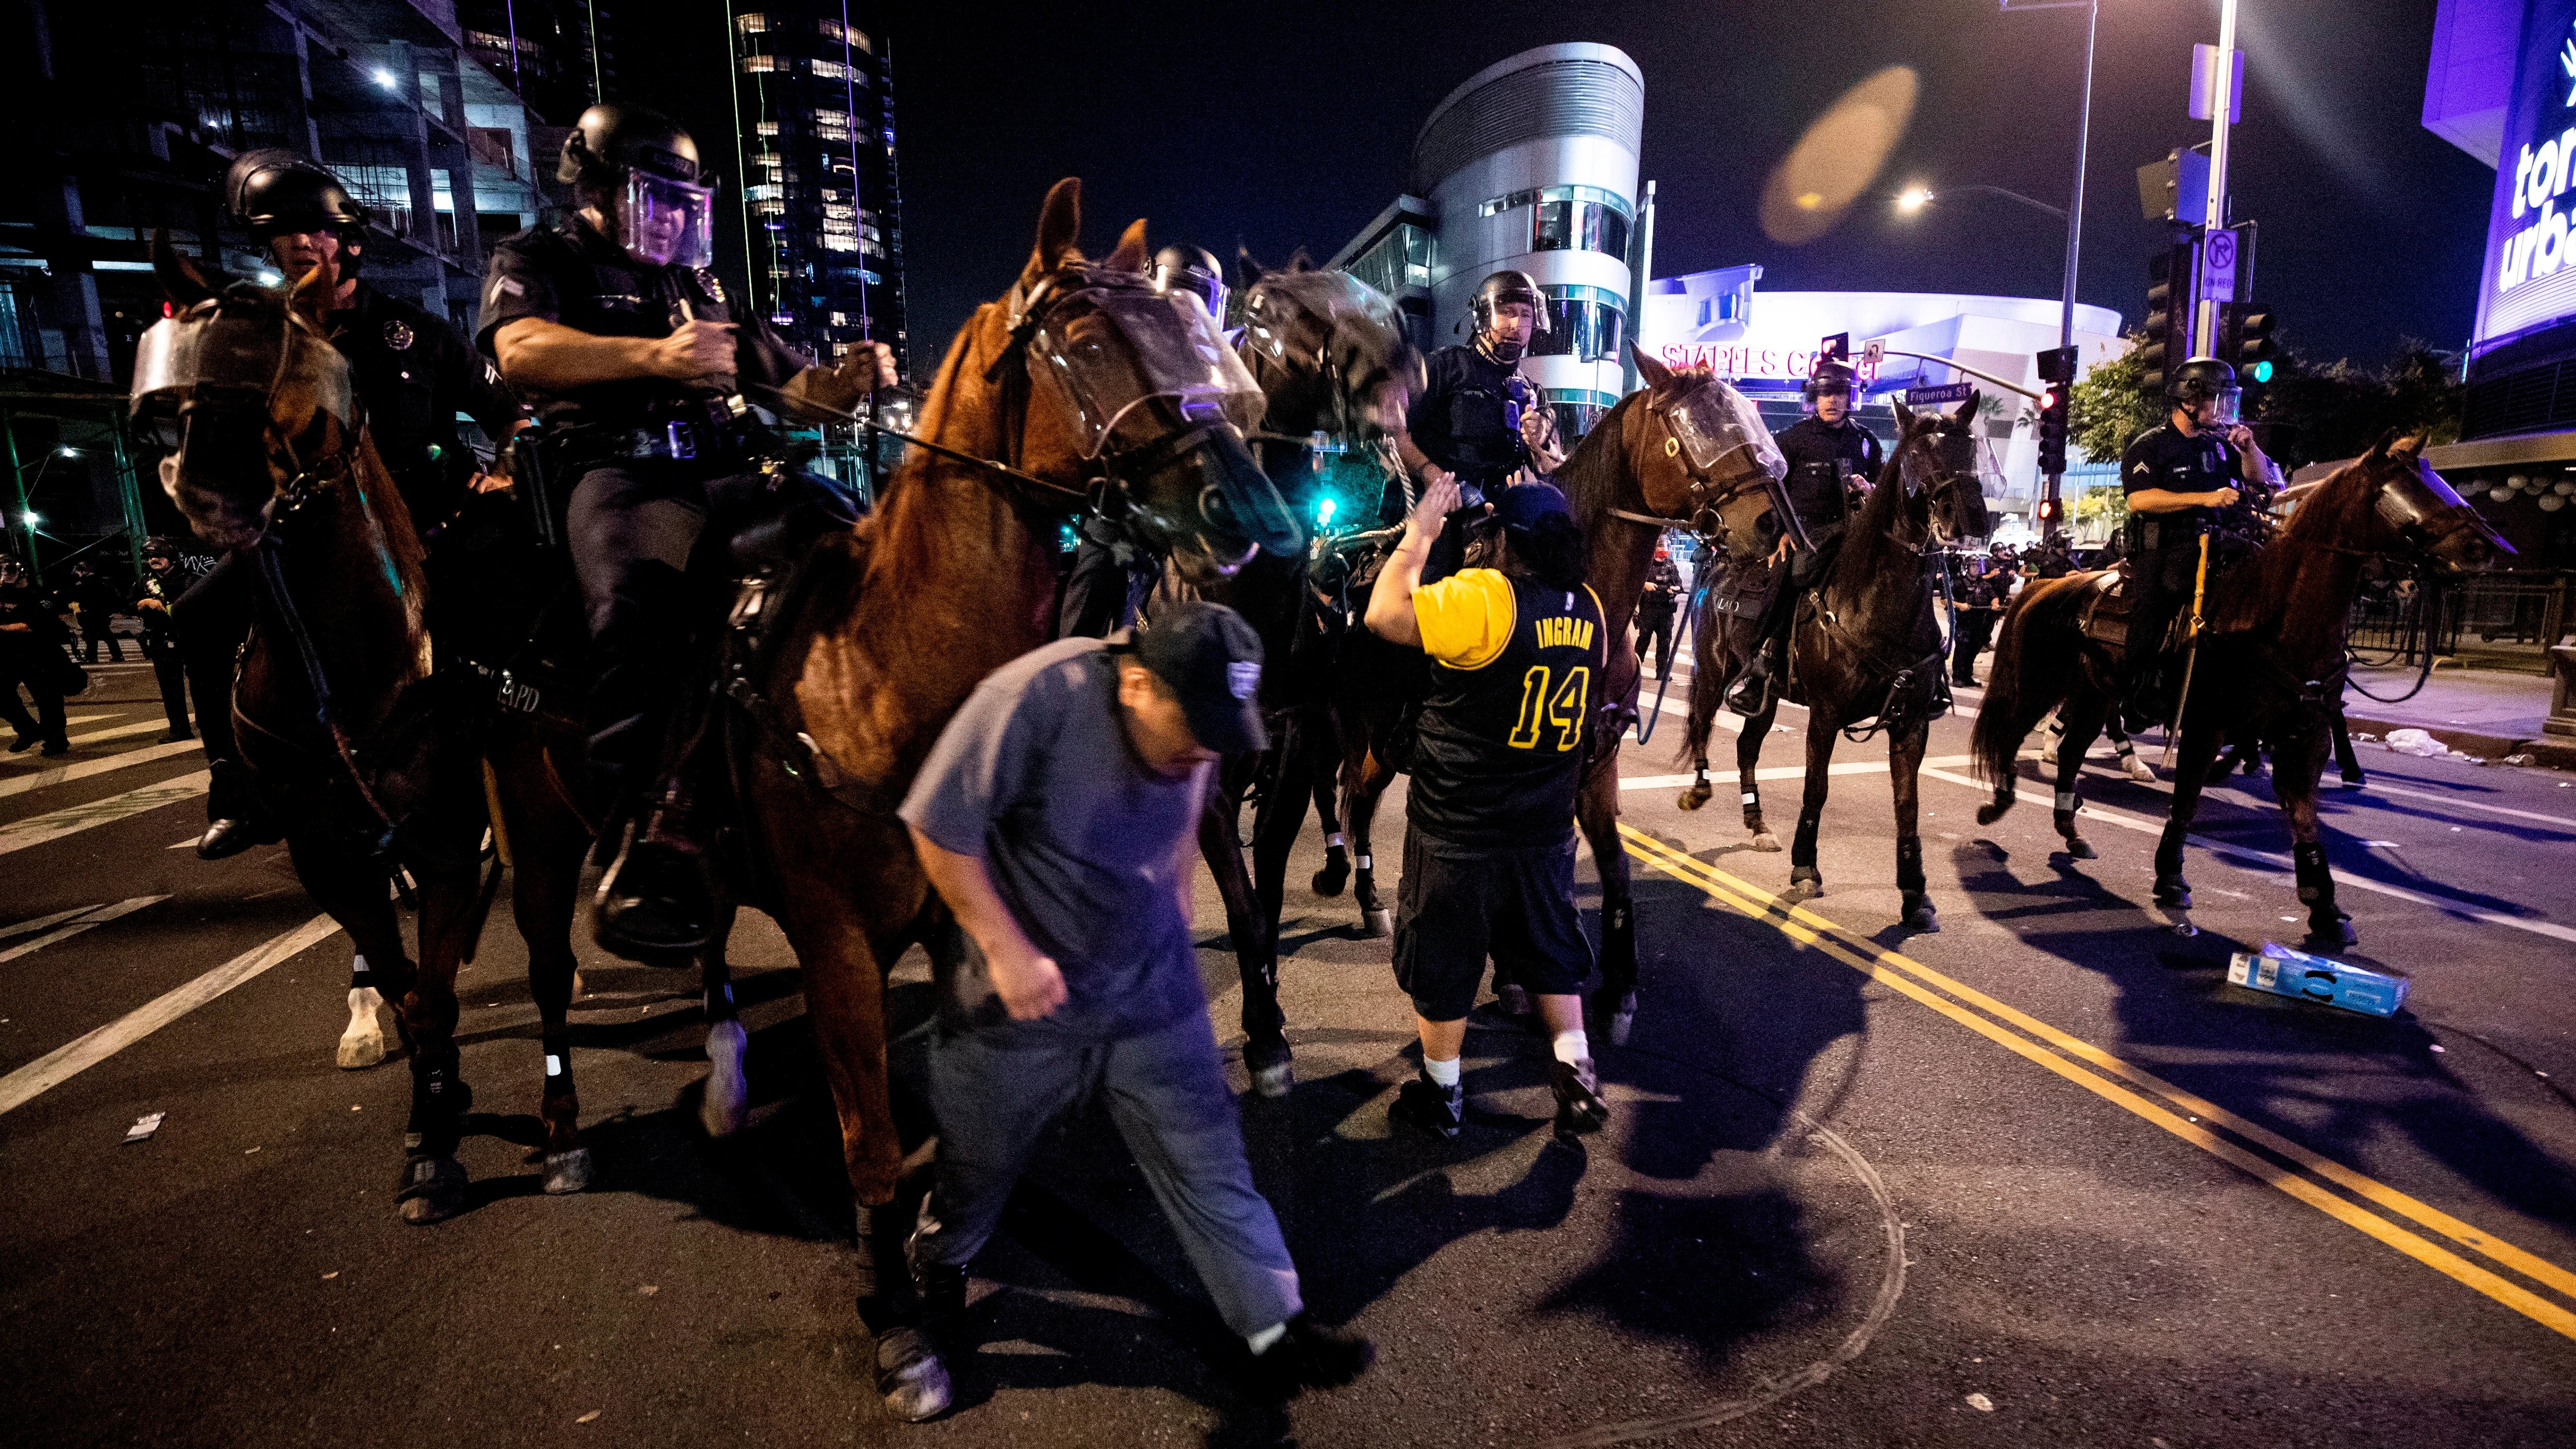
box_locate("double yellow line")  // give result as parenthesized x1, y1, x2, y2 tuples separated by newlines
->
(1617, 824, 2576, 1343)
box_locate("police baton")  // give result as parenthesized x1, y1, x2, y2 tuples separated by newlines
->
(2158, 532, 2213, 769)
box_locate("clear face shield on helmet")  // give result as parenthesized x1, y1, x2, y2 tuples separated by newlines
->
(2201, 383, 2244, 428)
(615, 171, 718, 269)
(1028, 279, 1265, 459)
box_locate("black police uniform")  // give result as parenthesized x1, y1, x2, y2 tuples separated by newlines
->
(1742, 415, 1882, 684)
(1636, 553, 1682, 678)
(1405, 342, 1538, 581)
(2118, 421, 2240, 694)
(133, 560, 201, 737)
(1, 575, 72, 752)
(477, 211, 819, 816)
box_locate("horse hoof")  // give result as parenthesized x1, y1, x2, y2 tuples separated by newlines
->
(1976, 800, 2011, 826)
(1245, 1035, 1294, 1100)
(701, 1018, 750, 1139)
(2065, 838, 2097, 861)
(1677, 785, 1710, 812)
(2307, 918, 2358, 950)
(875, 1326, 953, 1423)
(2154, 878, 2192, 910)
(544, 1147, 592, 1196)
(396, 1155, 467, 1224)
(1749, 831, 1782, 853)
(1361, 907, 1393, 939)
(337, 987, 386, 1070)
(1596, 990, 1638, 1047)
(1312, 860, 1349, 897)
(1903, 895, 1939, 932)
(1786, 869, 1823, 900)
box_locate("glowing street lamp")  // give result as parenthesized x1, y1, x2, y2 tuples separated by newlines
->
(1896, 185, 1935, 214)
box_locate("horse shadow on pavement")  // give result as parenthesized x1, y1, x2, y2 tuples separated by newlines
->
(1946, 836, 2576, 1236)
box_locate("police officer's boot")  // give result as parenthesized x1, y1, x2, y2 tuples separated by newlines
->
(594, 812, 713, 962)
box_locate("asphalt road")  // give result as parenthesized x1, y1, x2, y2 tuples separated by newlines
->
(5, 656, 2575, 1448)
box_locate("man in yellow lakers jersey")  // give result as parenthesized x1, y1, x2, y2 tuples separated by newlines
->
(1363, 479, 1612, 1143)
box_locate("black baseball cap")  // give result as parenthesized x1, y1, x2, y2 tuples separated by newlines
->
(1126, 600, 1268, 755)
(1495, 481, 1573, 534)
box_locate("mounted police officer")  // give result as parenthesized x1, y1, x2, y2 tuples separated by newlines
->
(1724, 356, 1883, 714)
(1396, 270, 1564, 571)
(2117, 356, 2278, 713)
(477, 103, 893, 959)
(1055, 244, 1235, 639)
(175, 152, 530, 860)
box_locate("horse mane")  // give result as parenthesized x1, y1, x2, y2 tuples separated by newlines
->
(1554, 389, 1647, 535)
(1834, 410, 1919, 585)
(2277, 452, 2383, 549)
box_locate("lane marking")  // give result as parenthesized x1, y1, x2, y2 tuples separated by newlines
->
(2333, 779, 2576, 834)
(0, 739, 203, 802)
(61, 719, 172, 749)
(1, 906, 98, 941)
(1919, 766, 2576, 948)
(0, 914, 341, 1115)
(1618, 826, 2576, 1341)
(1620, 756, 1977, 792)
(0, 896, 171, 965)
(0, 772, 209, 857)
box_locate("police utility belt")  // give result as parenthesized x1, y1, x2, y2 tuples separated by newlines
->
(2125, 514, 2208, 554)
(511, 413, 754, 549)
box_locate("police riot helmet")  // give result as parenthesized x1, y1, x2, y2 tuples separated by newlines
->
(226, 150, 369, 238)
(1149, 245, 1228, 323)
(558, 104, 717, 270)
(1470, 270, 1551, 337)
(1804, 356, 1860, 407)
(2167, 356, 2241, 423)
(143, 535, 186, 561)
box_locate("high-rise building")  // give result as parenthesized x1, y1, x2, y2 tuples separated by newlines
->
(725, 3, 906, 372)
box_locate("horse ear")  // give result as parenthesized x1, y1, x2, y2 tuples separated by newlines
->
(287, 253, 336, 328)
(1024, 177, 1083, 287)
(1107, 218, 1150, 274)
(151, 228, 217, 308)
(1950, 390, 1978, 426)
(1234, 246, 1264, 289)
(1891, 396, 1917, 431)
(2366, 427, 2425, 464)
(1287, 248, 1314, 272)
(1631, 344, 1672, 391)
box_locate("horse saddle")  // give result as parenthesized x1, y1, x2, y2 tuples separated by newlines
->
(1707, 554, 1779, 621)
(2071, 564, 2188, 657)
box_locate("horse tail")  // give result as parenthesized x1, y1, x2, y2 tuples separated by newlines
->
(1971, 577, 2088, 824)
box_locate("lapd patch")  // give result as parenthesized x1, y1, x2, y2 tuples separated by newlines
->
(383, 319, 415, 351)
(1227, 661, 1261, 700)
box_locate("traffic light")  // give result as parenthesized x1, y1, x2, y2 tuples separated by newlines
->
(2139, 240, 2196, 396)
(2036, 381, 2071, 475)
(2223, 301, 2278, 401)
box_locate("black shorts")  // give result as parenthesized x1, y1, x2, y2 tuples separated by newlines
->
(1392, 829, 1594, 1021)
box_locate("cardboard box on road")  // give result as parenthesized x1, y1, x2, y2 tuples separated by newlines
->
(2225, 942, 2410, 1017)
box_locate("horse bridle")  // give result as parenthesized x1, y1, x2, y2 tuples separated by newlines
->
(1604, 388, 1792, 545)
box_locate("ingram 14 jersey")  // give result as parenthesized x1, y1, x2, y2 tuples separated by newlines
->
(1406, 568, 1608, 848)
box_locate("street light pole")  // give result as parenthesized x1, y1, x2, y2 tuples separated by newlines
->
(2196, 0, 2241, 355)
(2003, 0, 2100, 542)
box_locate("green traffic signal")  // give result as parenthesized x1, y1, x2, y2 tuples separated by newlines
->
(2249, 360, 2273, 383)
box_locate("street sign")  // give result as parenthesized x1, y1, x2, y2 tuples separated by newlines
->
(1861, 338, 1886, 368)
(2199, 225, 2240, 305)
(1904, 383, 1975, 405)
(1819, 332, 1849, 362)
(2189, 44, 2244, 124)
(2034, 345, 2079, 383)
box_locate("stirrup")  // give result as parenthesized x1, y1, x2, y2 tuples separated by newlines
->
(1723, 662, 1773, 717)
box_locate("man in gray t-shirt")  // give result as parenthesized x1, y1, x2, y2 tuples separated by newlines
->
(897, 601, 1372, 1401)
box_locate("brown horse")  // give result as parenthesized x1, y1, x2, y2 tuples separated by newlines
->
(1969, 431, 2509, 944)
(724, 180, 1298, 1407)
(132, 242, 598, 1219)
(1675, 391, 1992, 930)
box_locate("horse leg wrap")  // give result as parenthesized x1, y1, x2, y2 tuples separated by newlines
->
(2292, 841, 2330, 905)
(1895, 837, 1926, 896)
(406, 1055, 471, 1157)
(1602, 900, 1638, 994)
(704, 978, 737, 1023)
(2153, 823, 2191, 907)
(1791, 817, 1821, 870)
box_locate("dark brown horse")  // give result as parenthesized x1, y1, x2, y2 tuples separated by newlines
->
(1675, 391, 1992, 930)
(726, 180, 1297, 1400)
(1184, 263, 1418, 1096)
(1969, 431, 2508, 944)
(133, 243, 601, 1219)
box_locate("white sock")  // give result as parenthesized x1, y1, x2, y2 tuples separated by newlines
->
(1246, 1321, 1286, 1354)
(1551, 1028, 1589, 1066)
(1421, 1054, 1462, 1088)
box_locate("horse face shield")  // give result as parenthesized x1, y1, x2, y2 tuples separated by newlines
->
(1669, 381, 1786, 490)
(2389, 460, 2513, 574)
(131, 304, 355, 542)
(1030, 279, 1299, 564)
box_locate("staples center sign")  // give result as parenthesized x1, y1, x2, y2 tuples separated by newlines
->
(1655, 341, 1884, 386)
(2476, 0, 2576, 350)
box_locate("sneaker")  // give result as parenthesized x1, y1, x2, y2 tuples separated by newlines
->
(1245, 1314, 1375, 1400)
(1389, 1069, 1463, 1140)
(1551, 1057, 1610, 1138)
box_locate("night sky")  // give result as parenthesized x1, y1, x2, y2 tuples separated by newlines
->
(622, 0, 2493, 373)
